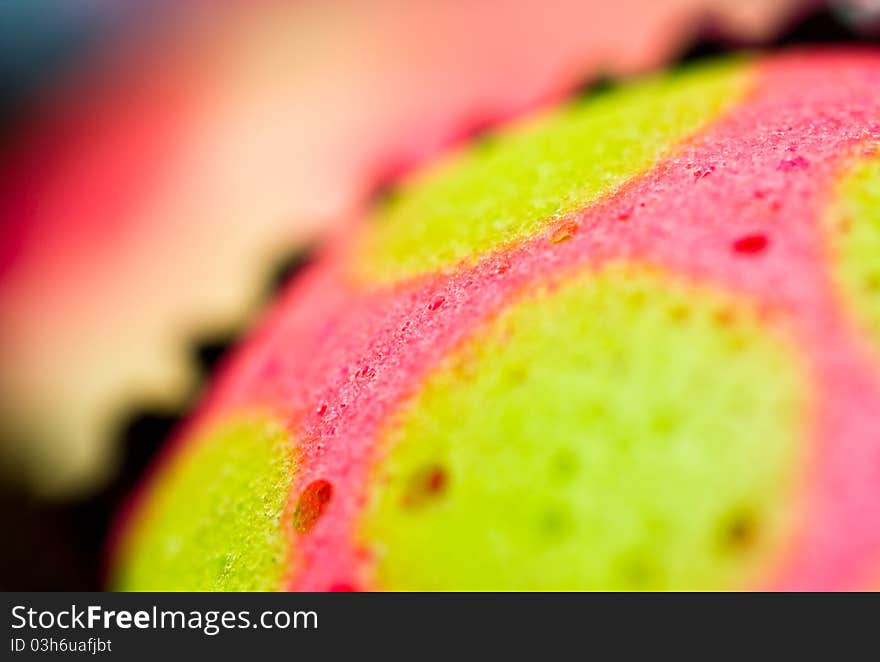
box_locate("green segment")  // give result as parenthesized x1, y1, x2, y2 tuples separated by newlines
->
(359, 267, 806, 590)
(356, 59, 751, 283)
(114, 416, 295, 591)
(827, 153, 880, 350)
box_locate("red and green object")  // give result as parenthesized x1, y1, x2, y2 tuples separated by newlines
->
(111, 49, 880, 591)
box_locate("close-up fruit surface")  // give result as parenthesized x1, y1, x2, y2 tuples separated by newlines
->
(111, 49, 880, 591)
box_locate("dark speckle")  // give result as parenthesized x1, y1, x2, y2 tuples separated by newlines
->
(732, 233, 769, 255)
(550, 449, 579, 481)
(777, 155, 809, 172)
(713, 307, 736, 328)
(293, 480, 333, 535)
(538, 507, 570, 539)
(693, 165, 715, 180)
(401, 464, 449, 508)
(719, 507, 760, 553)
(550, 220, 578, 244)
(615, 551, 658, 589)
(667, 303, 691, 323)
(864, 272, 880, 292)
(356, 365, 376, 380)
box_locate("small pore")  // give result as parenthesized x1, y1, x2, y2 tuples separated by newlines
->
(864, 272, 880, 293)
(492, 259, 510, 276)
(427, 296, 446, 312)
(732, 233, 769, 255)
(549, 448, 579, 481)
(718, 507, 760, 554)
(777, 155, 809, 172)
(667, 303, 691, 323)
(712, 306, 737, 328)
(693, 164, 715, 180)
(616, 552, 658, 589)
(401, 464, 448, 509)
(357, 365, 376, 380)
(293, 479, 334, 535)
(538, 507, 570, 540)
(550, 220, 579, 244)
(834, 215, 853, 235)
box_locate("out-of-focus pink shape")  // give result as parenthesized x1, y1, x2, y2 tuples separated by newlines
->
(0, 0, 808, 495)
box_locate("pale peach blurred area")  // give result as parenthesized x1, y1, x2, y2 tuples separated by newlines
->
(0, 0, 809, 496)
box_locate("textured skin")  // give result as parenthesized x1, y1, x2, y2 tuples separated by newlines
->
(114, 50, 880, 591)
(359, 266, 807, 590)
(358, 59, 749, 282)
(114, 416, 294, 591)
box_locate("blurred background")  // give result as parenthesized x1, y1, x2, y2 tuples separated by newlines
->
(0, 0, 877, 590)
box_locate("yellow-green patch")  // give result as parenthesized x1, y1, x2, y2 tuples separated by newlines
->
(114, 416, 295, 591)
(826, 152, 880, 352)
(359, 266, 807, 590)
(355, 58, 752, 284)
